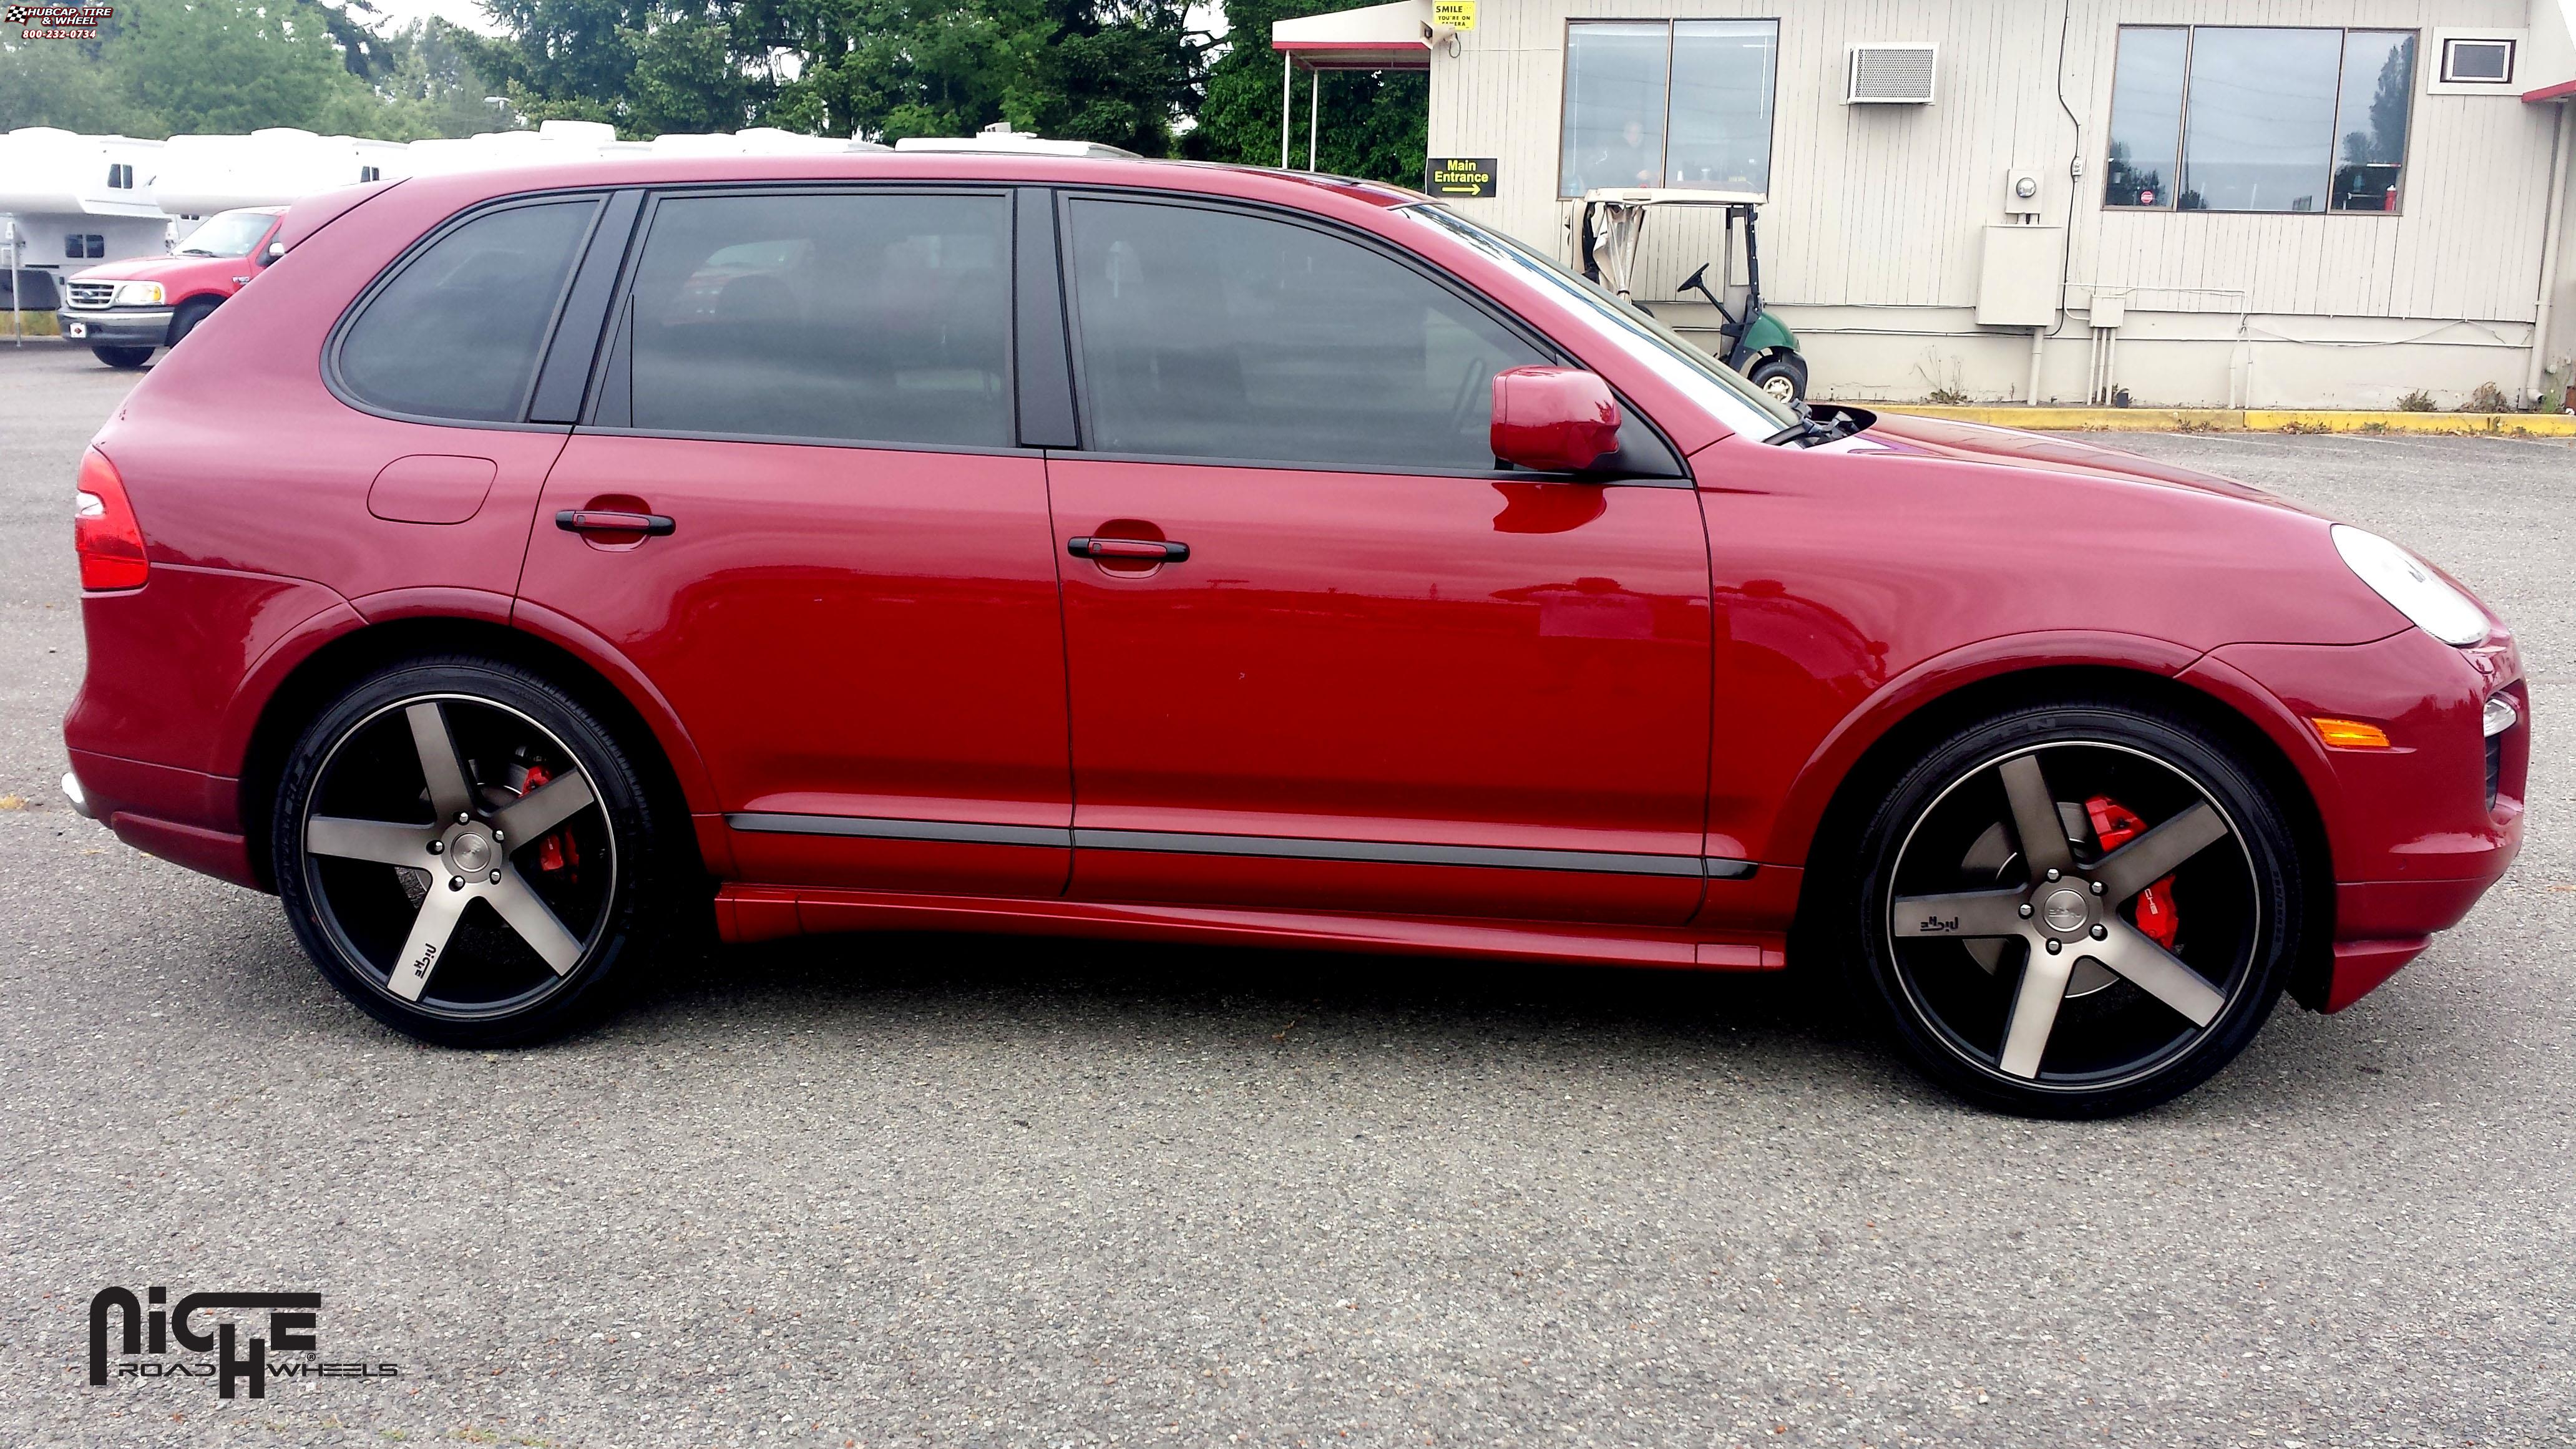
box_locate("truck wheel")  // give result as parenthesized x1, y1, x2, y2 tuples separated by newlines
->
(92, 346, 153, 369)
(168, 297, 218, 348)
(1748, 352, 1808, 404)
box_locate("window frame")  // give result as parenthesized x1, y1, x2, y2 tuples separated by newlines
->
(1049, 188, 1687, 484)
(2438, 36, 2515, 85)
(2102, 24, 2421, 218)
(1556, 16, 1783, 202)
(571, 182, 1038, 460)
(323, 188, 613, 432)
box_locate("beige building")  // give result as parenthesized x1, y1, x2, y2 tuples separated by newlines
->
(1278, 0, 2576, 408)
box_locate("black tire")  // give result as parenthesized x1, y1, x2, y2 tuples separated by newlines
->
(167, 297, 218, 348)
(92, 345, 152, 369)
(1828, 697, 2306, 1118)
(1747, 351, 1808, 404)
(272, 656, 677, 1046)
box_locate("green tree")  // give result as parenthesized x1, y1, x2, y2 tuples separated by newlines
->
(114, 0, 369, 134)
(378, 21, 521, 138)
(0, 0, 502, 138)
(1188, 0, 1424, 184)
(472, 0, 1194, 147)
(0, 33, 154, 133)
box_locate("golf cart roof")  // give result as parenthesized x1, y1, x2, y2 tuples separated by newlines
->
(894, 127, 1138, 160)
(1579, 187, 1767, 208)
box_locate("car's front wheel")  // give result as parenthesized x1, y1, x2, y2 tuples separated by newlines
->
(1838, 698, 2307, 1116)
(273, 656, 678, 1045)
(91, 345, 152, 369)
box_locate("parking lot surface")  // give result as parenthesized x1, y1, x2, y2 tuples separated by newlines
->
(2, 338, 2569, 1447)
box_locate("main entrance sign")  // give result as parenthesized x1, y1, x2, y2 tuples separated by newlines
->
(1424, 157, 1497, 198)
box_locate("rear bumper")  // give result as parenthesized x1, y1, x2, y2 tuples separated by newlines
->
(61, 748, 261, 890)
(2184, 629, 2526, 1012)
(56, 308, 173, 346)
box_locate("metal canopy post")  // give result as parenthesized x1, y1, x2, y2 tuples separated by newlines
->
(6, 220, 21, 348)
(1309, 69, 1322, 170)
(1281, 52, 1293, 168)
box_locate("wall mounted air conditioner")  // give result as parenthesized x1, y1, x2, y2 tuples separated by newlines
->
(1847, 44, 1937, 104)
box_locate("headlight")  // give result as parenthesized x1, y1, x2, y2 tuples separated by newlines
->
(113, 281, 166, 306)
(2330, 525, 2489, 646)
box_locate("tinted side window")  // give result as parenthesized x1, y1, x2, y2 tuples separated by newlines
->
(614, 191, 1013, 448)
(338, 200, 600, 422)
(1064, 199, 1546, 471)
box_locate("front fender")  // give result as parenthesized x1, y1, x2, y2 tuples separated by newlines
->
(1739, 310, 1797, 356)
(1757, 630, 2207, 866)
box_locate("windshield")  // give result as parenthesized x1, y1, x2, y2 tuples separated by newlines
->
(1397, 203, 1803, 440)
(176, 210, 275, 258)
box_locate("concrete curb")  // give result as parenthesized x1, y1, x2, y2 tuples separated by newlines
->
(1868, 404, 2576, 437)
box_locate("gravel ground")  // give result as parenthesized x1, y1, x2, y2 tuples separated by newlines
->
(1, 339, 2569, 1447)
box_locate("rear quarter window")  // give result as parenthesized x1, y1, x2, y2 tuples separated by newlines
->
(334, 198, 601, 423)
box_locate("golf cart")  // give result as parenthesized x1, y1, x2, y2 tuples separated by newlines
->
(1575, 188, 1807, 404)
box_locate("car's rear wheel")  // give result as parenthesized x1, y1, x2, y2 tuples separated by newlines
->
(92, 345, 152, 369)
(1838, 699, 2305, 1117)
(272, 656, 675, 1045)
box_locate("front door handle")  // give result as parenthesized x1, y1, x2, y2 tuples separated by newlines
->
(1068, 536, 1188, 563)
(557, 508, 675, 537)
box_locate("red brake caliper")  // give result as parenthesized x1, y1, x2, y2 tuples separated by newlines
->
(2085, 796, 2177, 948)
(518, 762, 580, 882)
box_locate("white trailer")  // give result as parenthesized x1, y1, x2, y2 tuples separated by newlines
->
(0, 127, 167, 324)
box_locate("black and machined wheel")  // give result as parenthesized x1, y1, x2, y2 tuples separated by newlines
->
(167, 297, 218, 348)
(1747, 351, 1807, 405)
(92, 345, 153, 369)
(1839, 699, 2307, 1117)
(273, 656, 675, 1045)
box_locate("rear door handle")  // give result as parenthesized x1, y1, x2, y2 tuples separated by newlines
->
(557, 509, 675, 537)
(1068, 536, 1188, 563)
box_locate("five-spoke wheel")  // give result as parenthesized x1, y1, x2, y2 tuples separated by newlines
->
(1844, 701, 2304, 1116)
(274, 658, 671, 1044)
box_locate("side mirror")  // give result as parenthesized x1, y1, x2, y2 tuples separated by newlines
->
(1490, 366, 1621, 474)
(258, 240, 285, 266)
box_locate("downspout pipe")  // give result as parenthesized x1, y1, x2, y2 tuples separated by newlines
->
(2526, 100, 2574, 406)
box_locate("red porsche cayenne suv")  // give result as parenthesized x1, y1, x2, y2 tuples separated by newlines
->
(61, 153, 2525, 1115)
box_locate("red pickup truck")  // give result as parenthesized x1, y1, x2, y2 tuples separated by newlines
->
(56, 206, 285, 369)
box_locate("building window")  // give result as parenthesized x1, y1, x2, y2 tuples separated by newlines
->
(2439, 36, 2514, 84)
(2105, 26, 2417, 215)
(1559, 19, 1778, 199)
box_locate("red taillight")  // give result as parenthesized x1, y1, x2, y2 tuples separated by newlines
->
(74, 448, 149, 592)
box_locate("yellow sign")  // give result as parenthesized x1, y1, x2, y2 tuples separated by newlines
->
(1424, 157, 1497, 198)
(1433, 0, 1474, 31)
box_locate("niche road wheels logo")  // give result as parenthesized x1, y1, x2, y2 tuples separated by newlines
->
(89, 1286, 400, 1399)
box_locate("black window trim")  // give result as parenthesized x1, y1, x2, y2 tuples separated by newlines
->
(528, 188, 644, 424)
(323, 187, 613, 432)
(1048, 187, 1689, 485)
(1013, 186, 1081, 448)
(567, 181, 1039, 456)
